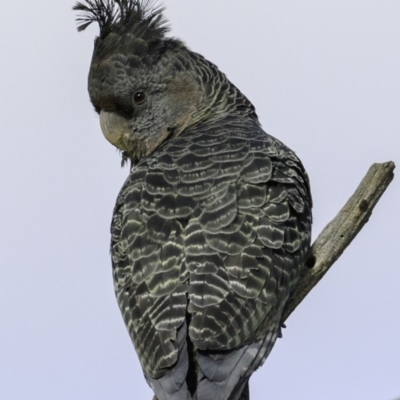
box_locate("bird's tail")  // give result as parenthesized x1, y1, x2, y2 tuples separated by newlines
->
(237, 382, 249, 400)
(149, 325, 279, 400)
(195, 328, 279, 400)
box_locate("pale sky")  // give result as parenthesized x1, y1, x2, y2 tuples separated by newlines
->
(1, 1, 399, 399)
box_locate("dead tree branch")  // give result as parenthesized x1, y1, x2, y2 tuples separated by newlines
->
(283, 161, 395, 321)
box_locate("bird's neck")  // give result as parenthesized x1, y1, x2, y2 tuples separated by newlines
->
(183, 50, 260, 127)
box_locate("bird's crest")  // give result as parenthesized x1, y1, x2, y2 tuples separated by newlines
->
(73, 0, 169, 39)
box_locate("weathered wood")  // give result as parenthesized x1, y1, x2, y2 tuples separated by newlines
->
(283, 161, 395, 321)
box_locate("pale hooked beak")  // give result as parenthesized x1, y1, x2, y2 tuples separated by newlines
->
(100, 110, 131, 151)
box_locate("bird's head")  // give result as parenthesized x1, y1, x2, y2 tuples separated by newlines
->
(74, 0, 205, 164)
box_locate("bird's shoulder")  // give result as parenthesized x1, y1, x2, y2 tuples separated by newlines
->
(112, 116, 311, 227)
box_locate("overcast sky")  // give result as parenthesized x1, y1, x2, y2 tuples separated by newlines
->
(1, 1, 399, 399)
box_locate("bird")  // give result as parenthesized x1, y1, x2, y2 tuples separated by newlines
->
(74, 1, 312, 399)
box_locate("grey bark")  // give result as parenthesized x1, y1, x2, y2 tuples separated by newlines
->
(283, 161, 395, 321)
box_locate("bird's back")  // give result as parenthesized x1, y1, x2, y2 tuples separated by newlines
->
(111, 115, 312, 399)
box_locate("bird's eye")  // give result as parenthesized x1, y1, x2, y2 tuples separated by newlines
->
(133, 91, 146, 104)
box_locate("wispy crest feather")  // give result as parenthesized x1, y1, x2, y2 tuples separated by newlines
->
(73, 0, 169, 37)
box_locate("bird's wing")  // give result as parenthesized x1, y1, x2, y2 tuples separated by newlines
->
(179, 119, 311, 350)
(111, 118, 311, 399)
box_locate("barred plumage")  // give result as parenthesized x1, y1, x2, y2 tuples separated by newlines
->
(75, 1, 312, 399)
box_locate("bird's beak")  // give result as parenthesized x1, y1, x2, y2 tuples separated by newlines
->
(100, 110, 131, 151)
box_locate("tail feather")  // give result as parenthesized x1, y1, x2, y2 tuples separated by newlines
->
(146, 322, 191, 400)
(195, 328, 279, 400)
(237, 382, 249, 400)
(149, 326, 279, 400)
